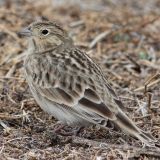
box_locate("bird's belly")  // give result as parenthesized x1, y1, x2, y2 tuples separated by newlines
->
(29, 85, 90, 126)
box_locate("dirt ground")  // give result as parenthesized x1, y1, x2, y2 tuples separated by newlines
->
(0, 0, 160, 159)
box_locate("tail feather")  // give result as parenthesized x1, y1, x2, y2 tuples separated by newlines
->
(114, 109, 156, 147)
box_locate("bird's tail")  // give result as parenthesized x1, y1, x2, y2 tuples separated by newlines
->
(113, 109, 156, 147)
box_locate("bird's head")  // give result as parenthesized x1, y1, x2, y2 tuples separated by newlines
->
(19, 21, 72, 52)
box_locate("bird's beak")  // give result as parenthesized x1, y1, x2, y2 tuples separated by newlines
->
(18, 27, 32, 37)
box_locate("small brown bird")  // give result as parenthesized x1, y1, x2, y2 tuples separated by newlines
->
(20, 21, 156, 146)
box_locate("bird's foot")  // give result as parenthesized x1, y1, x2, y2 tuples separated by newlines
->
(54, 122, 84, 136)
(53, 122, 84, 136)
(53, 123, 65, 133)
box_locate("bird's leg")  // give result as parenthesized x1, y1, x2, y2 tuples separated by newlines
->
(53, 121, 65, 133)
(60, 126, 84, 136)
(53, 121, 84, 136)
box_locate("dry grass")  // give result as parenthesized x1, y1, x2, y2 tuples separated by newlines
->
(0, 0, 160, 159)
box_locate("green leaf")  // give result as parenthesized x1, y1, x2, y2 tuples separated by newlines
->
(139, 51, 148, 60)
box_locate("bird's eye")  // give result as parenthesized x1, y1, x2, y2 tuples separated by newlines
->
(41, 29, 49, 35)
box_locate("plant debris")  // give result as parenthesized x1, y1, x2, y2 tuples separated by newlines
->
(0, 0, 160, 159)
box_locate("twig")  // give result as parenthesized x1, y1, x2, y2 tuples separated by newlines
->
(72, 136, 107, 148)
(0, 143, 5, 155)
(134, 78, 160, 92)
(20, 98, 35, 110)
(133, 114, 151, 119)
(0, 54, 13, 66)
(5, 64, 17, 78)
(89, 30, 112, 48)
(146, 92, 152, 113)
(0, 120, 11, 133)
(7, 93, 17, 104)
(0, 113, 28, 120)
(6, 137, 31, 143)
(69, 20, 84, 28)
(0, 76, 24, 80)
(105, 68, 122, 80)
(144, 73, 160, 93)
(75, 42, 89, 47)
(34, 113, 45, 123)
(136, 35, 145, 50)
(97, 42, 102, 56)
(125, 54, 141, 72)
(139, 60, 160, 70)
(140, 16, 160, 28)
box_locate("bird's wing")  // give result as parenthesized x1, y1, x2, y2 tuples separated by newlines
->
(33, 71, 118, 121)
